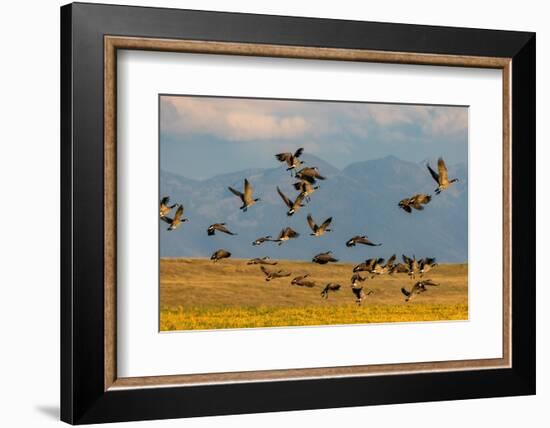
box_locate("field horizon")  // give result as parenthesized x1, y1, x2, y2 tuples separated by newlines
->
(160, 258, 468, 331)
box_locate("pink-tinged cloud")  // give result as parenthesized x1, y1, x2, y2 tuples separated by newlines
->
(161, 96, 312, 141)
(160, 96, 467, 143)
(366, 104, 468, 136)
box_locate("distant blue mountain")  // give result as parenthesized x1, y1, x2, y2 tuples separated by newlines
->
(160, 155, 468, 263)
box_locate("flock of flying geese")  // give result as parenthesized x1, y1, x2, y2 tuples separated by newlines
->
(160, 148, 459, 304)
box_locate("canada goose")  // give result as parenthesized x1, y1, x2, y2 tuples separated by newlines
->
(295, 166, 326, 185)
(293, 181, 318, 202)
(207, 223, 237, 236)
(351, 285, 365, 305)
(389, 262, 410, 275)
(274, 227, 300, 245)
(419, 257, 438, 277)
(351, 273, 366, 287)
(247, 257, 278, 265)
(307, 214, 332, 236)
(252, 235, 273, 246)
(291, 274, 316, 288)
(350, 285, 373, 305)
(427, 157, 459, 194)
(368, 257, 386, 277)
(398, 194, 432, 213)
(210, 249, 231, 262)
(372, 254, 396, 276)
(159, 196, 177, 218)
(312, 251, 338, 265)
(345, 235, 382, 247)
(228, 178, 260, 211)
(260, 265, 291, 282)
(401, 279, 440, 302)
(275, 148, 304, 174)
(353, 258, 376, 273)
(320, 283, 342, 299)
(276, 186, 306, 216)
(402, 254, 420, 279)
(160, 204, 188, 231)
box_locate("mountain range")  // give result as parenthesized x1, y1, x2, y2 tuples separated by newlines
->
(160, 154, 468, 263)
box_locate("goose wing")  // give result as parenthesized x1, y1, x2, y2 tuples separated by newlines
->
(275, 152, 292, 163)
(416, 194, 432, 204)
(173, 205, 183, 221)
(427, 163, 440, 184)
(438, 158, 449, 183)
(244, 179, 254, 202)
(319, 217, 332, 232)
(294, 147, 304, 158)
(306, 214, 317, 231)
(285, 227, 299, 238)
(160, 216, 172, 224)
(422, 279, 440, 286)
(293, 181, 304, 191)
(160, 196, 170, 208)
(277, 186, 292, 209)
(228, 186, 243, 199)
(357, 236, 380, 246)
(217, 249, 230, 258)
(216, 223, 235, 235)
(293, 192, 306, 207)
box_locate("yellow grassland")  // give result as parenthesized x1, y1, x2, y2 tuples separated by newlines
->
(160, 258, 468, 331)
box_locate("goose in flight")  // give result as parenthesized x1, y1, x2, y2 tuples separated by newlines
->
(351, 285, 374, 305)
(293, 181, 318, 202)
(353, 258, 376, 273)
(277, 186, 306, 216)
(402, 254, 420, 279)
(160, 204, 188, 231)
(291, 274, 316, 288)
(247, 257, 278, 265)
(401, 279, 440, 302)
(351, 273, 366, 287)
(159, 196, 177, 218)
(312, 251, 338, 265)
(320, 283, 341, 299)
(389, 262, 410, 275)
(419, 257, 438, 277)
(207, 223, 237, 236)
(371, 254, 396, 276)
(275, 148, 304, 175)
(210, 249, 231, 262)
(427, 157, 459, 194)
(346, 235, 382, 247)
(252, 235, 273, 246)
(295, 166, 326, 185)
(307, 214, 332, 237)
(260, 265, 291, 282)
(228, 178, 260, 212)
(274, 227, 300, 245)
(398, 194, 432, 213)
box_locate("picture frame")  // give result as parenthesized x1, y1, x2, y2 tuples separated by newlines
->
(60, 2, 535, 424)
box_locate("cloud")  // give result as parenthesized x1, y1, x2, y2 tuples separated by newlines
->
(161, 96, 312, 141)
(160, 96, 468, 145)
(364, 104, 467, 137)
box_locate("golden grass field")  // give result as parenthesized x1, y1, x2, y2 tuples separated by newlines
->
(160, 258, 468, 331)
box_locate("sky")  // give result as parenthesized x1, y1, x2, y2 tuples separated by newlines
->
(160, 95, 468, 180)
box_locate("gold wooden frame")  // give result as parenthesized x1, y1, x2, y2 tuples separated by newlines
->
(104, 36, 512, 391)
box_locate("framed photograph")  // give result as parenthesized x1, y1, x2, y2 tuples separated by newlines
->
(61, 2, 535, 424)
